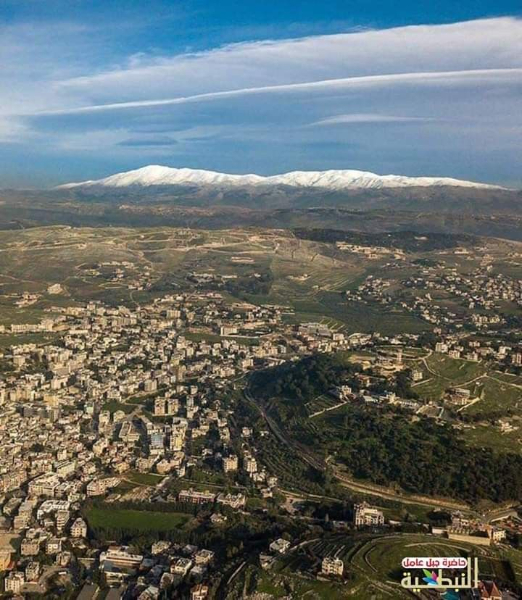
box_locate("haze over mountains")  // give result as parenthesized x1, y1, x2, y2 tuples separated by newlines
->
(59, 165, 505, 191)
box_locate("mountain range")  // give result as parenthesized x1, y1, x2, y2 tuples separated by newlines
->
(58, 165, 505, 191)
(0, 165, 520, 240)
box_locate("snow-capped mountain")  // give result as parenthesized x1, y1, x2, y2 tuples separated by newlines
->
(59, 166, 265, 189)
(58, 165, 504, 191)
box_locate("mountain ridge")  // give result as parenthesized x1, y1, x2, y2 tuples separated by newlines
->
(58, 165, 507, 191)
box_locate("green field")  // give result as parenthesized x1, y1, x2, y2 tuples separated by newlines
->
(86, 507, 191, 532)
(101, 401, 135, 414)
(426, 353, 486, 382)
(289, 293, 429, 335)
(463, 421, 522, 454)
(0, 332, 59, 349)
(123, 471, 165, 486)
(466, 377, 522, 416)
(414, 353, 488, 402)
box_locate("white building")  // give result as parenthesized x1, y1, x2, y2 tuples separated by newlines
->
(4, 571, 25, 594)
(71, 517, 88, 538)
(321, 556, 344, 576)
(354, 503, 384, 527)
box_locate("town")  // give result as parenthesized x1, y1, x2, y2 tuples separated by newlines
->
(0, 274, 521, 598)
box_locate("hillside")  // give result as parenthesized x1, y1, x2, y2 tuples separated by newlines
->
(1, 190, 522, 241)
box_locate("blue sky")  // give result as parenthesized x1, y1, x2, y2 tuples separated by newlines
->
(0, 0, 521, 188)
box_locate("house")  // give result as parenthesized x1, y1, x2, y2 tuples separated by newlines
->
(489, 527, 506, 544)
(71, 517, 88, 538)
(101, 562, 128, 586)
(191, 584, 209, 600)
(478, 580, 501, 600)
(194, 549, 214, 566)
(25, 561, 41, 582)
(138, 585, 159, 600)
(222, 455, 238, 473)
(21, 538, 40, 556)
(100, 546, 143, 569)
(411, 369, 423, 382)
(151, 541, 171, 555)
(105, 586, 127, 600)
(46, 537, 63, 554)
(171, 557, 192, 577)
(269, 538, 291, 554)
(178, 489, 216, 505)
(216, 492, 246, 509)
(4, 571, 25, 594)
(259, 553, 275, 570)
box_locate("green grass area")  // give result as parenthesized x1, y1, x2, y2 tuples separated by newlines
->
(413, 376, 449, 402)
(426, 353, 487, 383)
(86, 507, 191, 532)
(463, 423, 522, 454)
(352, 535, 465, 581)
(125, 396, 149, 405)
(492, 372, 522, 386)
(501, 547, 522, 581)
(465, 376, 522, 417)
(0, 303, 48, 326)
(0, 332, 59, 349)
(305, 393, 342, 416)
(414, 353, 489, 402)
(115, 480, 140, 494)
(479, 555, 518, 583)
(256, 562, 351, 600)
(101, 401, 135, 414)
(124, 471, 165, 486)
(256, 571, 286, 598)
(245, 497, 267, 511)
(299, 292, 429, 335)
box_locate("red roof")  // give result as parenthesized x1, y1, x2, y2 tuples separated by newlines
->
(479, 580, 501, 599)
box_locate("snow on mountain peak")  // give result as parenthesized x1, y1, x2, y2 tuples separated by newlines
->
(59, 165, 265, 189)
(58, 166, 505, 191)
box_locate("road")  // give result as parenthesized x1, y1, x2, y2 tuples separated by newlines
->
(244, 388, 325, 472)
(332, 467, 468, 511)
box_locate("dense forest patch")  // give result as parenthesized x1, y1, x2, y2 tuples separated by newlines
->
(250, 353, 522, 503)
(293, 228, 476, 251)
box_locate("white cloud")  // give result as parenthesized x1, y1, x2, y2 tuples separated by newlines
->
(53, 17, 522, 105)
(309, 114, 435, 126)
(1, 16, 522, 185)
(30, 68, 522, 116)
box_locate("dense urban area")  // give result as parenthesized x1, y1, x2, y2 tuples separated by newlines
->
(0, 226, 521, 600)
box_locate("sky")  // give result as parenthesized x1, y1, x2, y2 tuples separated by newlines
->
(0, 0, 521, 188)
